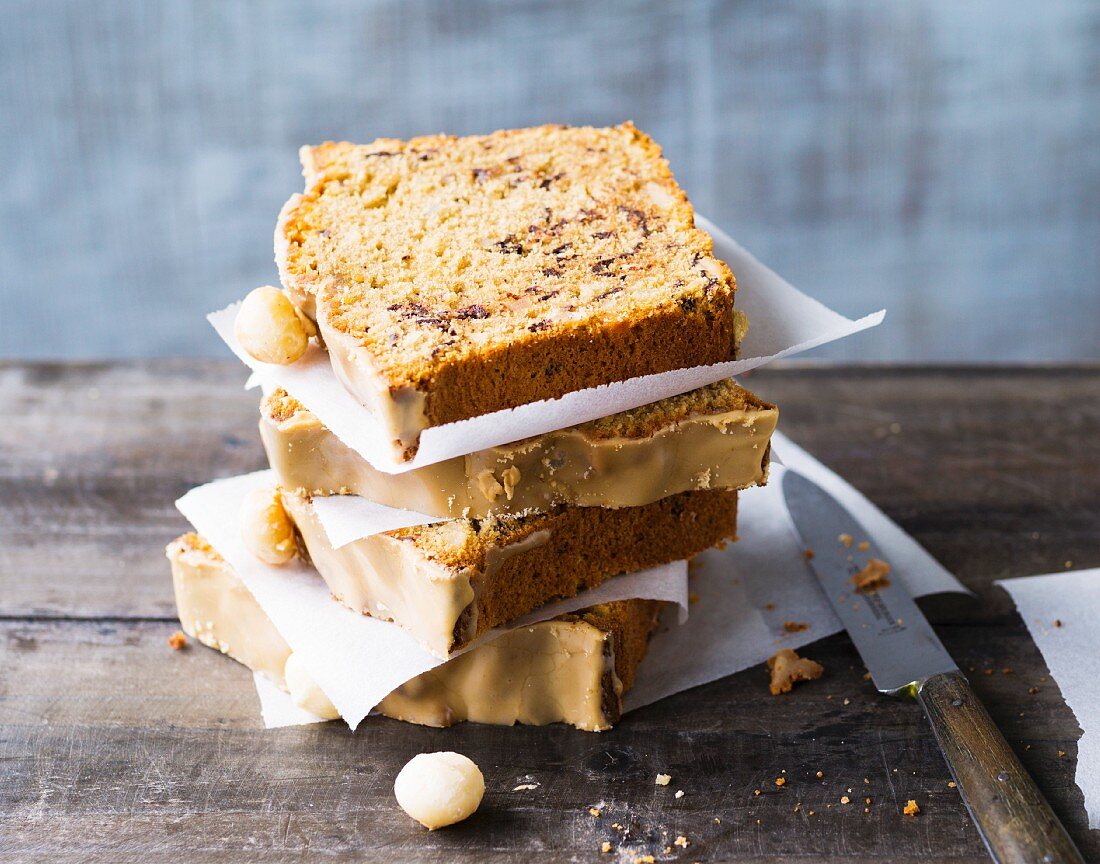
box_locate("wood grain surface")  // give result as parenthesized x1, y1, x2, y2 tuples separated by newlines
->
(1, 361, 1098, 862)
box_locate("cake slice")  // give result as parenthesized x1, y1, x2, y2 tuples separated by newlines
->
(281, 487, 737, 657)
(276, 122, 747, 459)
(261, 378, 775, 518)
(167, 533, 662, 731)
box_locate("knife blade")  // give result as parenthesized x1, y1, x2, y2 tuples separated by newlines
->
(781, 467, 1083, 864)
(781, 469, 957, 694)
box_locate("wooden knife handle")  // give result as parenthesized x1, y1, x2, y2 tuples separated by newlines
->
(917, 670, 1084, 864)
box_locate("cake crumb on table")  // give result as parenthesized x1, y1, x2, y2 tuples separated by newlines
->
(783, 621, 809, 633)
(838, 533, 853, 548)
(903, 799, 920, 816)
(674, 835, 689, 848)
(675, 790, 684, 799)
(851, 558, 891, 592)
(857, 540, 870, 551)
(167, 631, 188, 650)
(767, 648, 825, 695)
(589, 807, 601, 817)
(600, 841, 611, 854)
(655, 773, 672, 786)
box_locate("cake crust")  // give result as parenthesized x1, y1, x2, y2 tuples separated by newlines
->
(283, 487, 738, 655)
(276, 123, 745, 454)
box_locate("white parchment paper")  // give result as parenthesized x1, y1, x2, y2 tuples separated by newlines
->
(998, 568, 1100, 829)
(309, 494, 445, 548)
(253, 672, 327, 728)
(239, 431, 968, 727)
(176, 470, 688, 730)
(209, 218, 884, 475)
(625, 431, 969, 708)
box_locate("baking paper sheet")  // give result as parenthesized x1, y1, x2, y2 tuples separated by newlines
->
(209, 217, 884, 475)
(998, 568, 1100, 829)
(626, 431, 968, 709)
(176, 470, 688, 730)
(253, 672, 326, 728)
(309, 494, 445, 548)
(242, 431, 968, 728)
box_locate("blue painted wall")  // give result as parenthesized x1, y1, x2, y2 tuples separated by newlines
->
(2, 0, 1097, 360)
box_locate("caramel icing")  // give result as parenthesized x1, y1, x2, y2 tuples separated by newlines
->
(261, 393, 776, 519)
(280, 490, 551, 658)
(167, 538, 621, 730)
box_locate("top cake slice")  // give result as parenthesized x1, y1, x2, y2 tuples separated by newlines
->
(276, 122, 746, 460)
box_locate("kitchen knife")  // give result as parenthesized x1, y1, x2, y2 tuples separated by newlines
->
(782, 468, 1083, 864)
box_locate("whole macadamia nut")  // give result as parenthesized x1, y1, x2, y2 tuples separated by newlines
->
(240, 486, 297, 565)
(283, 653, 340, 720)
(235, 285, 311, 365)
(394, 752, 485, 830)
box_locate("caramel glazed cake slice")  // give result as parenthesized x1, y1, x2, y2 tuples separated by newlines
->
(281, 485, 739, 658)
(276, 122, 748, 459)
(168, 534, 662, 731)
(261, 378, 777, 519)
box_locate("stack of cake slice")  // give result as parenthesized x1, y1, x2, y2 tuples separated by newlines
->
(168, 123, 779, 730)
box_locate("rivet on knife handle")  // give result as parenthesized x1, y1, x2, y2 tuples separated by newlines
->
(917, 670, 1084, 864)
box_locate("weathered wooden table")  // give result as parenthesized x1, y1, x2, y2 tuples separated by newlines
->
(2, 361, 1097, 863)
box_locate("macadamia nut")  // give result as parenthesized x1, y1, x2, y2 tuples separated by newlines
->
(394, 752, 485, 830)
(240, 486, 298, 565)
(284, 653, 340, 720)
(235, 285, 312, 364)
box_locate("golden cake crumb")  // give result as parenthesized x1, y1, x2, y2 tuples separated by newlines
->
(167, 630, 188, 650)
(803, 548, 815, 560)
(600, 841, 612, 854)
(589, 807, 601, 817)
(851, 558, 891, 592)
(838, 533, 853, 548)
(655, 773, 672, 786)
(767, 648, 825, 695)
(278, 124, 745, 434)
(783, 621, 809, 633)
(674, 836, 689, 848)
(857, 540, 870, 551)
(903, 799, 920, 816)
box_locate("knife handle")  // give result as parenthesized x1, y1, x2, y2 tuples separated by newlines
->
(917, 670, 1083, 864)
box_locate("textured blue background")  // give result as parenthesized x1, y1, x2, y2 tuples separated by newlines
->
(2, 0, 1097, 359)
